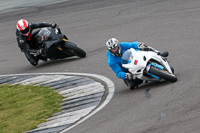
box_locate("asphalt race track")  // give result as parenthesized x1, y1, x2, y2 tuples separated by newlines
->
(1, 0, 200, 133)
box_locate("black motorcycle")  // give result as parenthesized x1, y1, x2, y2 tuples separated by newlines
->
(29, 27, 86, 65)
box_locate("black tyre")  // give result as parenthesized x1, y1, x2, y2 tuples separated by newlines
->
(149, 67, 177, 82)
(170, 66, 174, 74)
(64, 41, 86, 58)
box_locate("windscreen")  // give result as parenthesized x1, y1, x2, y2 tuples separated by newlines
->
(121, 50, 133, 64)
(36, 28, 51, 43)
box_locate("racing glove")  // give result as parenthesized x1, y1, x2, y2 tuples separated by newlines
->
(138, 42, 147, 49)
(125, 73, 132, 80)
(50, 22, 57, 28)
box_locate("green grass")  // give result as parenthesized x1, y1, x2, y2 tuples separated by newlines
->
(0, 84, 63, 133)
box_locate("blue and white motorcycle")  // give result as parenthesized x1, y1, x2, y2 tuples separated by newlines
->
(121, 48, 177, 82)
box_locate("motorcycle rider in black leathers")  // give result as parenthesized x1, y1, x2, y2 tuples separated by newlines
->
(16, 19, 57, 66)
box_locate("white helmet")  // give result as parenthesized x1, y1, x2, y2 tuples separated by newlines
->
(106, 38, 121, 56)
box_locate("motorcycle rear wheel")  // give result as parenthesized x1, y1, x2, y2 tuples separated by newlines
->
(64, 41, 86, 58)
(149, 67, 177, 82)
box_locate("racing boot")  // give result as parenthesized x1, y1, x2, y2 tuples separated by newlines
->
(131, 84, 139, 90)
(28, 48, 47, 62)
(29, 48, 47, 56)
(40, 48, 47, 57)
(24, 51, 38, 66)
(40, 56, 48, 62)
(157, 51, 169, 57)
(28, 49, 41, 56)
(130, 78, 143, 90)
(123, 78, 143, 90)
(36, 54, 47, 62)
(128, 82, 139, 90)
(123, 79, 135, 90)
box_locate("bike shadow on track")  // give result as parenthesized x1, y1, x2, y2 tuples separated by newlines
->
(15, 57, 82, 73)
(119, 81, 176, 95)
(33, 57, 82, 68)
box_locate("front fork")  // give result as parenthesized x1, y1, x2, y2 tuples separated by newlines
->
(57, 38, 68, 51)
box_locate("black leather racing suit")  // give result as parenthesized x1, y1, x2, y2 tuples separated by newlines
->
(16, 22, 53, 66)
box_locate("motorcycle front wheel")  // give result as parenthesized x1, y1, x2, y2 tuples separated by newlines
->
(63, 41, 86, 58)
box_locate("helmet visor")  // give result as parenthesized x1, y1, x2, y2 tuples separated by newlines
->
(20, 27, 29, 34)
(110, 45, 121, 56)
(111, 46, 119, 53)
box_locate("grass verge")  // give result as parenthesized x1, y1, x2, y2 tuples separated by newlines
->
(0, 84, 63, 133)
